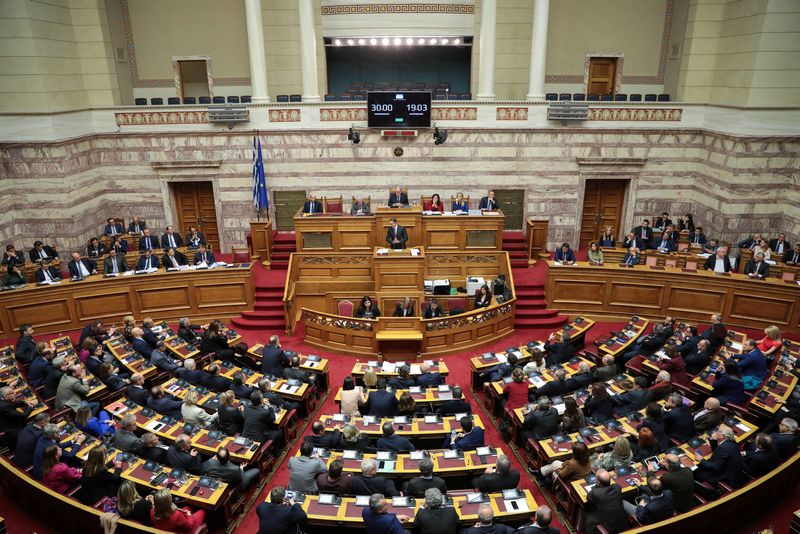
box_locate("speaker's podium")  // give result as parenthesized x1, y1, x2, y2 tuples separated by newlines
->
(373, 246, 424, 357)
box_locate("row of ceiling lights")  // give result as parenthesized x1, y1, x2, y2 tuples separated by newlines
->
(333, 37, 463, 46)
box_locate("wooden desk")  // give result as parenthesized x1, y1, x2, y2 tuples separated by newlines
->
(0, 264, 255, 337)
(546, 261, 800, 333)
(318, 414, 484, 446)
(598, 316, 650, 357)
(350, 360, 449, 383)
(0, 347, 48, 419)
(373, 247, 425, 291)
(294, 212, 377, 252)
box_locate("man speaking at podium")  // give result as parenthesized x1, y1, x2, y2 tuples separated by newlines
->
(386, 218, 408, 250)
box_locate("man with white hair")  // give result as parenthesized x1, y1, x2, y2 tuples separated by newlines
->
(388, 186, 409, 208)
(694, 397, 724, 433)
(0, 386, 37, 446)
(176, 358, 204, 385)
(362, 493, 409, 534)
(350, 458, 399, 497)
(566, 361, 593, 391)
(413, 487, 460, 534)
(693, 425, 745, 488)
(744, 251, 769, 278)
(770, 417, 799, 460)
(416, 362, 443, 388)
(593, 354, 617, 381)
(462, 503, 514, 534)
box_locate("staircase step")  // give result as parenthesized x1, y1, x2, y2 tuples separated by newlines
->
(515, 288, 545, 298)
(272, 252, 291, 261)
(514, 315, 569, 328)
(507, 250, 528, 258)
(255, 288, 284, 297)
(241, 309, 285, 319)
(270, 261, 289, 270)
(254, 301, 284, 310)
(503, 231, 525, 240)
(515, 308, 559, 318)
(516, 299, 547, 308)
(230, 317, 286, 329)
(273, 244, 297, 253)
(510, 260, 529, 268)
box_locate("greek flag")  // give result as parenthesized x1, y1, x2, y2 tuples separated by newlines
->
(252, 136, 268, 211)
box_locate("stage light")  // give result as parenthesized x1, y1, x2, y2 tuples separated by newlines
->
(441, 38, 449, 44)
(358, 38, 366, 45)
(334, 39, 342, 46)
(433, 127, 448, 145)
(429, 38, 437, 44)
(381, 37, 390, 45)
(393, 37, 402, 45)
(453, 38, 461, 45)
(418, 37, 425, 45)
(347, 39, 354, 45)
(348, 127, 361, 145)
(370, 38, 377, 45)
(406, 37, 413, 45)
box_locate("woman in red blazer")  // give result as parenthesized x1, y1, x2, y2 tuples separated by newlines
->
(428, 193, 445, 212)
(502, 368, 530, 410)
(150, 488, 206, 533)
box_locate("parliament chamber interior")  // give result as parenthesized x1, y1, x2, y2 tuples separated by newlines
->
(1, 0, 800, 533)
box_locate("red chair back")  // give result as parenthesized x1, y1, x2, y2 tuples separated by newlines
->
(326, 201, 342, 213)
(338, 300, 354, 317)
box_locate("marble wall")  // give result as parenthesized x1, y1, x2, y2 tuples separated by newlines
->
(1, 128, 797, 254)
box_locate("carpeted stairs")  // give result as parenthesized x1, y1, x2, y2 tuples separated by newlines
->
(270, 231, 296, 269)
(502, 230, 530, 269)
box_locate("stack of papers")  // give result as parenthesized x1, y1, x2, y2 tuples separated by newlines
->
(503, 498, 529, 512)
(381, 362, 397, 373)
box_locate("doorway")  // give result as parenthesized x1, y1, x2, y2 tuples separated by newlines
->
(273, 190, 308, 231)
(587, 57, 617, 97)
(498, 189, 525, 230)
(172, 181, 220, 250)
(178, 60, 210, 100)
(579, 179, 628, 248)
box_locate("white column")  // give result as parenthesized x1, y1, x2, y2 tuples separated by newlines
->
(298, 0, 321, 101)
(476, 0, 497, 100)
(244, 0, 270, 103)
(526, 0, 550, 100)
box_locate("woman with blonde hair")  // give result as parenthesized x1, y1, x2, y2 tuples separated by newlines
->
(217, 390, 243, 436)
(591, 436, 633, 471)
(339, 423, 370, 451)
(757, 325, 783, 357)
(181, 388, 218, 428)
(122, 315, 137, 341)
(362, 366, 378, 388)
(150, 488, 206, 533)
(117, 480, 153, 525)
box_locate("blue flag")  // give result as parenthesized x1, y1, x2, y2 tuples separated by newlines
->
(252, 136, 268, 211)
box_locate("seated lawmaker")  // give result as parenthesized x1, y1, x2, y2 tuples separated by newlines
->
(107, 235, 128, 254)
(724, 339, 767, 386)
(442, 416, 484, 450)
(478, 190, 499, 211)
(692, 425, 745, 488)
(194, 244, 215, 265)
(162, 247, 188, 269)
(388, 186, 409, 207)
(185, 226, 205, 248)
(177, 317, 203, 345)
(622, 232, 643, 250)
(148, 386, 183, 419)
(633, 220, 654, 249)
(744, 252, 769, 279)
(161, 225, 183, 249)
(654, 212, 672, 230)
(473, 455, 520, 493)
(688, 227, 707, 246)
(452, 192, 469, 212)
(67, 252, 96, 278)
(769, 233, 790, 256)
(34, 260, 61, 283)
(86, 237, 106, 258)
(29, 240, 58, 262)
(784, 243, 800, 265)
(655, 231, 677, 253)
(599, 226, 615, 247)
(427, 193, 444, 213)
(377, 422, 415, 452)
(355, 296, 381, 319)
(2, 244, 25, 269)
(587, 241, 604, 265)
(703, 246, 733, 273)
(351, 197, 370, 216)
(474, 284, 492, 309)
(423, 298, 443, 318)
(303, 194, 323, 214)
(2, 265, 26, 287)
(138, 229, 159, 251)
(555, 242, 576, 264)
(103, 217, 123, 236)
(621, 246, 640, 265)
(393, 297, 415, 317)
(385, 218, 408, 249)
(127, 216, 146, 234)
(136, 250, 160, 271)
(678, 213, 695, 232)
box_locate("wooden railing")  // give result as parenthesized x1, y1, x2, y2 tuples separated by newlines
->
(283, 252, 299, 335)
(248, 219, 273, 266)
(526, 218, 549, 264)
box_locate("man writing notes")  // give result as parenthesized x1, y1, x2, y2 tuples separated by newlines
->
(351, 197, 370, 216)
(703, 246, 733, 273)
(194, 244, 215, 265)
(388, 186, 409, 208)
(34, 260, 61, 283)
(303, 194, 323, 214)
(386, 218, 407, 250)
(479, 190, 499, 211)
(744, 252, 769, 279)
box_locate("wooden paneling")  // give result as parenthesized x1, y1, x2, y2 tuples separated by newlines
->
(0, 266, 254, 335)
(172, 181, 219, 250)
(588, 57, 616, 95)
(375, 206, 423, 248)
(579, 179, 627, 248)
(249, 220, 273, 264)
(526, 219, 549, 263)
(274, 190, 307, 230)
(497, 189, 525, 230)
(546, 262, 800, 333)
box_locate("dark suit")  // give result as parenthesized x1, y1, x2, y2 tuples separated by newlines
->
(186, 232, 206, 247)
(770, 432, 799, 460)
(388, 191, 409, 207)
(376, 433, 415, 452)
(1, 250, 25, 269)
(303, 429, 341, 449)
(366, 389, 398, 417)
(684, 348, 711, 375)
(437, 399, 472, 416)
(412, 506, 459, 534)
(543, 339, 575, 365)
(392, 303, 415, 317)
(29, 246, 58, 262)
(86, 244, 106, 258)
(135, 254, 160, 271)
(636, 490, 674, 524)
(633, 226, 654, 248)
(67, 258, 96, 278)
(533, 379, 569, 400)
(103, 255, 129, 273)
(694, 410, 724, 433)
(15, 335, 37, 364)
(351, 201, 370, 215)
(622, 237, 644, 250)
(14, 423, 44, 468)
(555, 248, 576, 262)
(131, 337, 154, 359)
(585, 483, 628, 534)
(695, 439, 746, 487)
(403, 476, 447, 497)
(385, 224, 408, 249)
(127, 221, 146, 234)
(664, 405, 695, 442)
(784, 249, 800, 264)
(443, 427, 484, 450)
(217, 405, 244, 436)
(703, 255, 733, 272)
(0, 399, 33, 444)
(202, 373, 231, 393)
(612, 389, 649, 416)
(160, 232, 183, 249)
(744, 259, 769, 278)
(194, 250, 216, 265)
(478, 196, 499, 210)
(660, 467, 694, 513)
(416, 372, 443, 388)
(522, 408, 560, 440)
(284, 367, 312, 384)
(166, 444, 203, 474)
(34, 266, 61, 283)
(769, 239, 791, 255)
(566, 372, 593, 392)
(147, 395, 183, 419)
(256, 502, 307, 534)
(621, 252, 640, 265)
(162, 251, 188, 269)
(28, 356, 52, 387)
(461, 524, 514, 534)
(138, 235, 159, 251)
(104, 223, 123, 236)
(242, 404, 279, 443)
(655, 237, 677, 252)
(303, 200, 323, 214)
(127, 384, 150, 406)
(474, 469, 520, 493)
(742, 448, 779, 477)
(261, 345, 289, 377)
(350, 474, 399, 497)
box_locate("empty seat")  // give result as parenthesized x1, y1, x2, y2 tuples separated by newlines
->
(339, 94, 352, 101)
(227, 96, 240, 103)
(353, 93, 366, 101)
(658, 93, 670, 101)
(600, 94, 612, 101)
(183, 96, 196, 104)
(414, 82, 426, 89)
(289, 94, 302, 102)
(433, 93, 447, 100)
(199, 96, 211, 104)
(212, 96, 225, 103)
(545, 93, 558, 101)
(364, 83, 375, 90)
(167, 97, 180, 105)
(629, 93, 642, 101)
(459, 93, 471, 100)
(276, 95, 289, 102)
(324, 94, 337, 101)
(644, 93, 657, 101)
(134, 98, 147, 106)
(351, 82, 364, 91)
(587, 94, 599, 101)
(614, 93, 628, 101)
(558, 93, 571, 101)
(150, 97, 163, 105)
(572, 93, 585, 101)
(241, 95, 251, 103)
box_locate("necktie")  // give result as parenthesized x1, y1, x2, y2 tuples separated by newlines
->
(41, 249, 48, 259)
(43, 268, 51, 282)
(146, 238, 151, 251)
(642, 229, 646, 238)
(112, 260, 118, 274)
(171, 256, 178, 267)
(794, 253, 799, 263)
(777, 243, 783, 253)
(310, 202, 314, 214)
(79, 261, 89, 277)
(169, 235, 176, 248)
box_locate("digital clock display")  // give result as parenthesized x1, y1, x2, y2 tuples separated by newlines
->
(367, 91, 432, 128)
